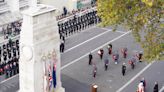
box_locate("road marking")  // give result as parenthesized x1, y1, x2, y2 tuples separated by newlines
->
(116, 61, 155, 92)
(100, 27, 127, 34)
(0, 74, 19, 84)
(61, 31, 131, 70)
(63, 29, 113, 53)
(159, 86, 164, 92)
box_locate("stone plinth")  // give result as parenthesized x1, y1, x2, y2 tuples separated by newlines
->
(19, 4, 65, 92)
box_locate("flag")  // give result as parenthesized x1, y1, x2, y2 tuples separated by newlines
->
(52, 63, 57, 88)
(48, 64, 53, 90)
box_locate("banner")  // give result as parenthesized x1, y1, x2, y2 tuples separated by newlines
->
(53, 63, 57, 88)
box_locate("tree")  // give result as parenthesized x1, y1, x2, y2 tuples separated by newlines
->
(97, 0, 164, 62)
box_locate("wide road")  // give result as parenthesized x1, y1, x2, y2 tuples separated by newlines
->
(118, 61, 164, 92)
(0, 25, 163, 92)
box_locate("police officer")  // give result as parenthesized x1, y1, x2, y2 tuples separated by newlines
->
(88, 53, 93, 65)
(122, 63, 126, 76)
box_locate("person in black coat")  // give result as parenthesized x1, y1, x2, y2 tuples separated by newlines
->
(88, 53, 93, 65)
(122, 63, 126, 76)
(153, 82, 158, 92)
(107, 43, 112, 55)
(138, 51, 143, 62)
(104, 58, 109, 71)
(60, 42, 65, 53)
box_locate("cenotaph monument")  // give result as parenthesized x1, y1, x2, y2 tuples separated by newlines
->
(19, 0, 65, 92)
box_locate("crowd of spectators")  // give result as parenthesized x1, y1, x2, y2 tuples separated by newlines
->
(1, 21, 21, 40)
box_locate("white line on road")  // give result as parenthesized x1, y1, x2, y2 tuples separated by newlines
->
(61, 31, 131, 70)
(63, 29, 113, 53)
(100, 27, 127, 34)
(0, 74, 19, 84)
(116, 61, 155, 92)
(159, 86, 164, 92)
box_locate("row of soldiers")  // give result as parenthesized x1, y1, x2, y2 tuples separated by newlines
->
(0, 39, 19, 62)
(0, 39, 20, 77)
(58, 9, 101, 39)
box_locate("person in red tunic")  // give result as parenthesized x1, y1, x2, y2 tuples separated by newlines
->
(121, 47, 127, 58)
(93, 64, 97, 78)
(98, 49, 104, 60)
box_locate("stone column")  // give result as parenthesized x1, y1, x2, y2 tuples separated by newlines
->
(19, 4, 65, 92)
(6, 0, 19, 12)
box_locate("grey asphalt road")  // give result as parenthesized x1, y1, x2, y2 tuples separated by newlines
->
(0, 25, 163, 92)
(120, 61, 164, 92)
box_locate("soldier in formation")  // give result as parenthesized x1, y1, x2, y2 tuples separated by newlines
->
(58, 9, 101, 39)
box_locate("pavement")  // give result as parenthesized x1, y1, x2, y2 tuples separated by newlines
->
(0, 25, 164, 92)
